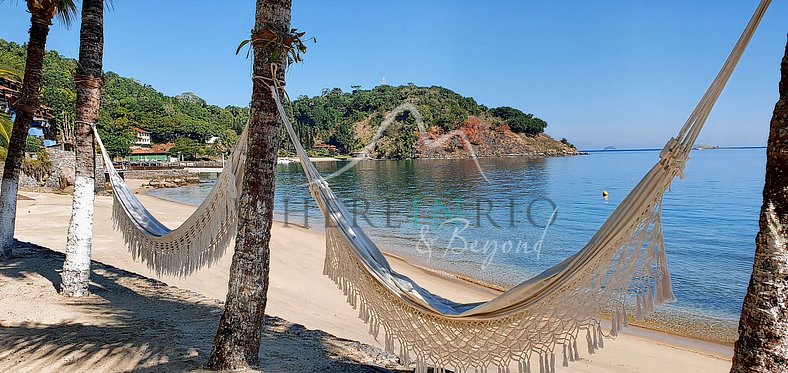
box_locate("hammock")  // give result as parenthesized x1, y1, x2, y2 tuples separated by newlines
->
(93, 124, 248, 276)
(93, 0, 770, 371)
(268, 1, 770, 371)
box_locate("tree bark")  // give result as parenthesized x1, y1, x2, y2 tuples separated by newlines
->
(206, 0, 291, 370)
(730, 36, 788, 372)
(61, 0, 104, 297)
(0, 14, 51, 259)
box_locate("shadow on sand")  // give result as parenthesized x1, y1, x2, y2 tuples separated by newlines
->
(0, 240, 408, 372)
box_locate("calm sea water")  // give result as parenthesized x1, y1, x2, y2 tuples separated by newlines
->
(149, 149, 764, 328)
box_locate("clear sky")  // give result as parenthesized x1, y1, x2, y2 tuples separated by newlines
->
(1, 0, 786, 149)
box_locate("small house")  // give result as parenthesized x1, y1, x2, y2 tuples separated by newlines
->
(126, 143, 175, 163)
(133, 128, 151, 146)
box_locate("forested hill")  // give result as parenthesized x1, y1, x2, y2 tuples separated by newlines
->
(0, 39, 248, 157)
(290, 85, 576, 159)
(0, 38, 576, 159)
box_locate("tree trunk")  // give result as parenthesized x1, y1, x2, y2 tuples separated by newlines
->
(730, 36, 788, 372)
(206, 0, 291, 370)
(61, 0, 104, 297)
(0, 14, 51, 259)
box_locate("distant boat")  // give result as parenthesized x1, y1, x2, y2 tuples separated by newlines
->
(351, 152, 373, 160)
(693, 144, 720, 150)
(277, 157, 292, 165)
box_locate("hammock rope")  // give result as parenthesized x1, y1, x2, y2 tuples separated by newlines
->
(91, 0, 770, 370)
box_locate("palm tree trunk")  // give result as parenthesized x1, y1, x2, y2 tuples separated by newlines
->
(61, 0, 104, 297)
(206, 0, 291, 370)
(730, 36, 788, 372)
(0, 14, 51, 259)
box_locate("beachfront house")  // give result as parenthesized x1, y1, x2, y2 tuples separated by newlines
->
(133, 127, 151, 146)
(1, 75, 54, 144)
(126, 143, 176, 163)
(0, 76, 20, 114)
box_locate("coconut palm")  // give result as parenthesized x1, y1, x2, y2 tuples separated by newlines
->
(207, 0, 292, 369)
(0, 0, 77, 259)
(60, 0, 104, 297)
(730, 37, 788, 372)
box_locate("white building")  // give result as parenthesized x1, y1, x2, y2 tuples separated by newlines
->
(133, 128, 151, 146)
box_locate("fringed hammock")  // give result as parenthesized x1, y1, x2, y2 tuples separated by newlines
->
(93, 0, 770, 371)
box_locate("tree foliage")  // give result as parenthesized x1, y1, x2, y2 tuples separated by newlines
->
(0, 38, 244, 158)
(290, 84, 548, 157)
(0, 38, 549, 159)
(488, 106, 547, 135)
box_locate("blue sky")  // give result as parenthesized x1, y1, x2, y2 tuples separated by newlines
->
(1, 0, 786, 149)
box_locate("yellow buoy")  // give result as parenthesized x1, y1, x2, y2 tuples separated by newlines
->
(602, 190, 609, 200)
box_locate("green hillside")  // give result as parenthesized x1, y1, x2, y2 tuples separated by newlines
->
(1, 38, 569, 160)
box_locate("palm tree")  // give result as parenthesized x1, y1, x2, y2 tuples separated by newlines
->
(60, 0, 104, 297)
(0, 0, 77, 259)
(206, 0, 291, 369)
(730, 37, 788, 372)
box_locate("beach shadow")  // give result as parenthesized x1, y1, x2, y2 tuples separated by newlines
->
(0, 241, 409, 372)
(1, 239, 63, 291)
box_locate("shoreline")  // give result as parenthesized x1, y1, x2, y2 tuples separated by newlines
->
(134, 179, 737, 347)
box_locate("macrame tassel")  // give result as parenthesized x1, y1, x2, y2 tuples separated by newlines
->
(415, 361, 426, 373)
(550, 353, 555, 373)
(597, 326, 605, 348)
(539, 354, 545, 373)
(384, 334, 394, 354)
(623, 307, 630, 327)
(525, 359, 531, 373)
(573, 339, 579, 361)
(662, 263, 677, 302)
(611, 311, 619, 336)
(635, 294, 644, 322)
(645, 287, 654, 314)
(655, 277, 666, 306)
(586, 328, 595, 354)
(562, 345, 569, 367)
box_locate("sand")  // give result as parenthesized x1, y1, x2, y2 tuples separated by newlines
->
(0, 185, 735, 372)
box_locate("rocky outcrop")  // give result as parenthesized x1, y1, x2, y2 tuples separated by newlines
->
(146, 175, 200, 189)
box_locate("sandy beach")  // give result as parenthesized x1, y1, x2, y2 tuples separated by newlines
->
(0, 183, 735, 372)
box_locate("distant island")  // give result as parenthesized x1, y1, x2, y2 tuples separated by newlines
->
(0, 38, 577, 161)
(604, 146, 617, 150)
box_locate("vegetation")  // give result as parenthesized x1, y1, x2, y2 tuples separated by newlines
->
(1, 0, 78, 259)
(1, 38, 552, 160)
(291, 84, 549, 158)
(25, 135, 43, 153)
(169, 138, 203, 160)
(0, 114, 12, 147)
(0, 38, 249, 158)
(560, 137, 576, 149)
(20, 148, 52, 182)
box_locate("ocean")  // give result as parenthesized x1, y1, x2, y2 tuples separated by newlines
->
(149, 148, 765, 342)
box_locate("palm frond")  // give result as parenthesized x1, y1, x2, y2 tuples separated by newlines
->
(0, 113, 12, 148)
(53, 0, 78, 28)
(0, 67, 22, 80)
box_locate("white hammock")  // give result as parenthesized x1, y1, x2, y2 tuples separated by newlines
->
(94, 125, 248, 276)
(93, 0, 770, 371)
(268, 1, 770, 371)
